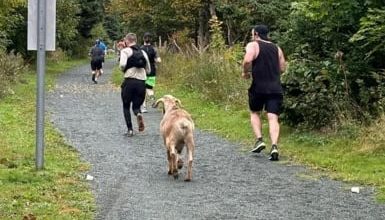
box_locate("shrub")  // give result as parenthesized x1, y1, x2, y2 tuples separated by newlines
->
(158, 45, 248, 110)
(0, 51, 26, 98)
(281, 58, 350, 129)
(281, 55, 385, 130)
(47, 48, 69, 63)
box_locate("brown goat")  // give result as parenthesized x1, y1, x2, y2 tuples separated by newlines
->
(153, 95, 195, 181)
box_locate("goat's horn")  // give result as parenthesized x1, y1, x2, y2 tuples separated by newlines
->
(152, 98, 164, 108)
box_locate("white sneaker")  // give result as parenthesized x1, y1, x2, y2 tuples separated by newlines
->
(141, 106, 148, 113)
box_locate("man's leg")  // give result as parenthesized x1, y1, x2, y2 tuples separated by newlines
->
(121, 80, 134, 136)
(250, 111, 266, 153)
(265, 94, 282, 160)
(267, 113, 280, 145)
(251, 112, 263, 139)
(267, 112, 280, 161)
(91, 60, 97, 83)
(132, 80, 146, 132)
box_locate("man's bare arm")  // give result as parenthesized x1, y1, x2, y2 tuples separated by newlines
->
(278, 47, 286, 73)
(242, 42, 258, 79)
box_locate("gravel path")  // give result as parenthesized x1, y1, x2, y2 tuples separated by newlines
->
(47, 61, 385, 220)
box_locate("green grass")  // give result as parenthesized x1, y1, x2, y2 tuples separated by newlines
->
(0, 59, 95, 219)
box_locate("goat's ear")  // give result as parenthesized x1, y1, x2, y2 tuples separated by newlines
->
(152, 98, 164, 108)
(175, 98, 183, 108)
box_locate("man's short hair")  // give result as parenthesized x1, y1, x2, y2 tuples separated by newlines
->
(254, 25, 269, 40)
(125, 33, 137, 43)
(143, 32, 151, 38)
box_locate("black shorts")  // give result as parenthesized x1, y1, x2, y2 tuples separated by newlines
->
(91, 57, 103, 71)
(248, 92, 283, 115)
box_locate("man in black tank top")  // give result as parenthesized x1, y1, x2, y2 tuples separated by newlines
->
(242, 25, 286, 161)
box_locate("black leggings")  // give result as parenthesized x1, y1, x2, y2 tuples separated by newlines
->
(121, 78, 146, 130)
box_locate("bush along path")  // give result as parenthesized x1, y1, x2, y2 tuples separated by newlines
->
(47, 61, 385, 220)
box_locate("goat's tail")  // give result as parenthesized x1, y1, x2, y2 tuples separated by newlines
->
(179, 119, 194, 135)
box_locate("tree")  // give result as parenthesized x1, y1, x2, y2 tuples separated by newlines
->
(77, 0, 105, 38)
(56, 0, 81, 53)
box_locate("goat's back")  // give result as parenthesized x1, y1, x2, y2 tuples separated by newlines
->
(160, 109, 194, 141)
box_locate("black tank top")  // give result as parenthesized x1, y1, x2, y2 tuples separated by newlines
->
(251, 41, 282, 94)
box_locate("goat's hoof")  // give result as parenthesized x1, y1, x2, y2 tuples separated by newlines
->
(184, 178, 191, 182)
(168, 170, 172, 175)
(173, 173, 179, 179)
(177, 159, 184, 169)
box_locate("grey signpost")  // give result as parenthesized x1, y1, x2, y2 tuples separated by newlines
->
(36, 0, 46, 170)
(28, 0, 56, 170)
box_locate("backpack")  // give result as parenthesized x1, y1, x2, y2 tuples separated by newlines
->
(124, 45, 146, 71)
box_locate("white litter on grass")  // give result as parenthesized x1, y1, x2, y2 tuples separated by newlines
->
(351, 187, 360, 193)
(86, 174, 94, 181)
(60, 94, 64, 98)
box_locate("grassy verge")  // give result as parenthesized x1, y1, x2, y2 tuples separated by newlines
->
(0, 59, 95, 219)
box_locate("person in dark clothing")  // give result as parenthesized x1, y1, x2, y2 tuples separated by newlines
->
(140, 32, 161, 113)
(89, 40, 105, 84)
(242, 24, 286, 161)
(119, 33, 151, 137)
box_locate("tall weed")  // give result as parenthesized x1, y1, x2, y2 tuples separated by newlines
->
(356, 114, 385, 154)
(0, 51, 26, 98)
(158, 45, 248, 110)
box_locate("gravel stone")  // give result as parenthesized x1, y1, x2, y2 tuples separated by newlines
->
(47, 61, 385, 220)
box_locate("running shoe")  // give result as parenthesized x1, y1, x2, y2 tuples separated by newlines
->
(126, 129, 134, 137)
(137, 113, 145, 132)
(269, 145, 279, 161)
(250, 139, 266, 153)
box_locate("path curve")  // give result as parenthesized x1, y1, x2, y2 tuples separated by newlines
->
(47, 61, 385, 220)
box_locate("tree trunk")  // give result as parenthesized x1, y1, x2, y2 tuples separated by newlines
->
(226, 20, 233, 46)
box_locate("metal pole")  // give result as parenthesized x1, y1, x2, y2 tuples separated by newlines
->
(36, 0, 46, 170)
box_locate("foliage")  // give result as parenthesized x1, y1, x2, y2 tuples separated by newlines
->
(209, 16, 226, 51)
(77, 0, 105, 38)
(0, 0, 25, 50)
(56, 0, 81, 53)
(216, 0, 292, 44)
(90, 22, 110, 43)
(0, 51, 26, 98)
(349, 7, 385, 67)
(108, 0, 201, 40)
(47, 48, 69, 63)
(281, 57, 349, 129)
(277, 0, 385, 129)
(104, 13, 124, 40)
(279, 0, 365, 57)
(158, 50, 248, 109)
(356, 114, 385, 154)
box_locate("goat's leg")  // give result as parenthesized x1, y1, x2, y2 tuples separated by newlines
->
(184, 138, 194, 182)
(167, 149, 172, 175)
(170, 145, 179, 179)
(176, 144, 184, 169)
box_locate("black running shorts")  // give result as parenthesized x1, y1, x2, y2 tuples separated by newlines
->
(248, 92, 283, 115)
(91, 57, 103, 71)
